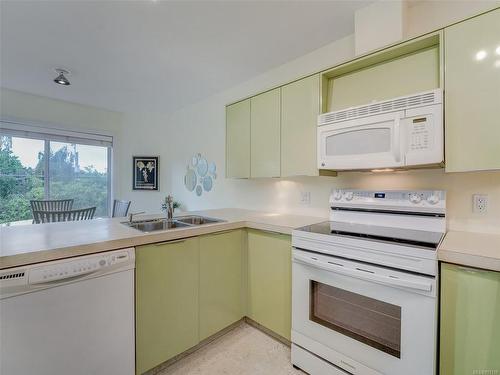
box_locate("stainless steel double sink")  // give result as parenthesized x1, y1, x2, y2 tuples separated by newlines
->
(123, 215, 224, 233)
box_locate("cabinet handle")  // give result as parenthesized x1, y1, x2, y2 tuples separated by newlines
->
(154, 239, 187, 246)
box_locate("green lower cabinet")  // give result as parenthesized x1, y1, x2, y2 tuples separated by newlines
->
(199, 230, 245, 340)
(247, 229, 292, 340)
(135, 229, 293, 373)
(135, 238, 200, 375)
(440, 263, 500, 375)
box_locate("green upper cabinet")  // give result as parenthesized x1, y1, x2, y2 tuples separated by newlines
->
(226, 99, 251, 178)
(247, 229, 292, 340)
(250, 88, 281, 178)
(135, 239, 200, 375)
(444, 9, 500, 172)
(440, 263, 500, 375)
(199, 230, 245, 341)
(281, 75, 320, 177)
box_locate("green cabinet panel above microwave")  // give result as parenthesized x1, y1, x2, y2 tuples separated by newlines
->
(327, 46, 439, 112)
(250, 88, 281, 178)
(226, 99, 251, 178)
(440, 263, 500, 375)
(281, 75, 320, 177)
(444, 9, 500, 172)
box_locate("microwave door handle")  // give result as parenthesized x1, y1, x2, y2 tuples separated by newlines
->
(293, 254, 432, 292)
(392, 117, 401, 163)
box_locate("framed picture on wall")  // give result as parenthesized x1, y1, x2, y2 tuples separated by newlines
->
(133, 156, 159, 190)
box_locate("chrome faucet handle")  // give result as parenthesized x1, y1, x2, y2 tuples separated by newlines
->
(129, 211, 145, 223)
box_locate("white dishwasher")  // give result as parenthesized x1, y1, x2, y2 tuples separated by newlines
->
(0, 248, 135, 375)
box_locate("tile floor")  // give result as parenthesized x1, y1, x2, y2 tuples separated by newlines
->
(158, 323, 304, 375)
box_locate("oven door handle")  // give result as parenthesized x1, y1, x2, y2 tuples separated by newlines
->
(293, 254, 432, 292)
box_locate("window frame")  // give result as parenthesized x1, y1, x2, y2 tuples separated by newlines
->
(0, 119, 113, 217)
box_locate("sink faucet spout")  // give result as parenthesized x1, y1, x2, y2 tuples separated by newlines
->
(166, 195, 174, 220)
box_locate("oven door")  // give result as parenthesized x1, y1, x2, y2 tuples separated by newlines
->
(292, 249, 437, 375)
(317, 111, 405, 170)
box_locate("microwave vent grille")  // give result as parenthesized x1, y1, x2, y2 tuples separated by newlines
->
(319, 90, 441, 126)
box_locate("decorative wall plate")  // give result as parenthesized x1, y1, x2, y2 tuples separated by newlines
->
(202, 176, 213, 192)
(184, 153, 217, 196)
(197, 157, 208, 177)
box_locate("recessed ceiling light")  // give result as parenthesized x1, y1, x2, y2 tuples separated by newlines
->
(54, 68, 71, 86)
(475, 50, 487, 61)
(496, 46, 500, 56)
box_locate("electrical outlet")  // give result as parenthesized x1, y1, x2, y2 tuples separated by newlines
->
(300, 191, 311, 205)
(473, 194, 488, 213)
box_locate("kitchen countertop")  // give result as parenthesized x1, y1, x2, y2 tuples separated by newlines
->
(438, 231, 500, 272)
(0, 208, 325, 270)
(3, 209, 499, 273)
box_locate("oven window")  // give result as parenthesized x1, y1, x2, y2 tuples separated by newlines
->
(325, 127, 391, 156)
(310, 281, 401, 358)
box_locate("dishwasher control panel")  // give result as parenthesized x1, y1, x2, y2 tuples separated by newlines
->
(29, 249, 132, 284)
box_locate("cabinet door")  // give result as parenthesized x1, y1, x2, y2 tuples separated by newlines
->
(199, 230, 244, 340)
(444, 9, 500, 172)
(135, 239, 199, 374)
(281, 75, 320, 177)
(250, 88, 281, 177)
(440, 263, 500, 375)
(247, 229, 292, 340)
(226, 99, 251, 178)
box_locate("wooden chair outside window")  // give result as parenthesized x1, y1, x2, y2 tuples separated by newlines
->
(30, 199, 74, 213)
(112, 200, 131, 218)
(32, 207, 96, 224)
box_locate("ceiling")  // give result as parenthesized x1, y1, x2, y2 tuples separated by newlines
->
(0, 0, 372, 114)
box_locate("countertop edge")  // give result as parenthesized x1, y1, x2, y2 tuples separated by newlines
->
(4, 217, 499, 273)
(438, 248, 500, 272)
(0, 219, 295, 270)
(437, 230, 500, 272)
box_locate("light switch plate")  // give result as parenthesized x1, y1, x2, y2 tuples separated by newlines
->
(473, 194, 488, 213)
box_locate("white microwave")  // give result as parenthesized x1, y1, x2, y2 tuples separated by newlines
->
(317, 89, 443, 171)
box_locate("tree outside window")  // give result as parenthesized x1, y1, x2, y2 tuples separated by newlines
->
(0, 135, 110, 224)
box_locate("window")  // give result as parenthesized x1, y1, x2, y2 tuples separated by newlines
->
(0, 122, 112, 224)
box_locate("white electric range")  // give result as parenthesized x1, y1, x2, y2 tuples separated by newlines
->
(291, 189, 446, 375)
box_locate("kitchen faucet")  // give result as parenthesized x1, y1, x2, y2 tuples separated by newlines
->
(128, 211, 145, 223)
(165, 195, 174, 220)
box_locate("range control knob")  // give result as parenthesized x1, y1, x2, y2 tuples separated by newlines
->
(344, 192, 354, 201)
(409, 193, 422, 204)
(333, 190, 343, 200)
(427, 194, 440, 205)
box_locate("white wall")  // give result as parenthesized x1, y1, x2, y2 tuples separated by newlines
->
(2, 3, 498, 233)
(406, 0, 500, 38)
(0, 88, 123, 199)
(355, 0, 407, 55)
(118, 2, 500, 235)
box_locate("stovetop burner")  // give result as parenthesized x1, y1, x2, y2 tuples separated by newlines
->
(296, 221, 444, 250)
